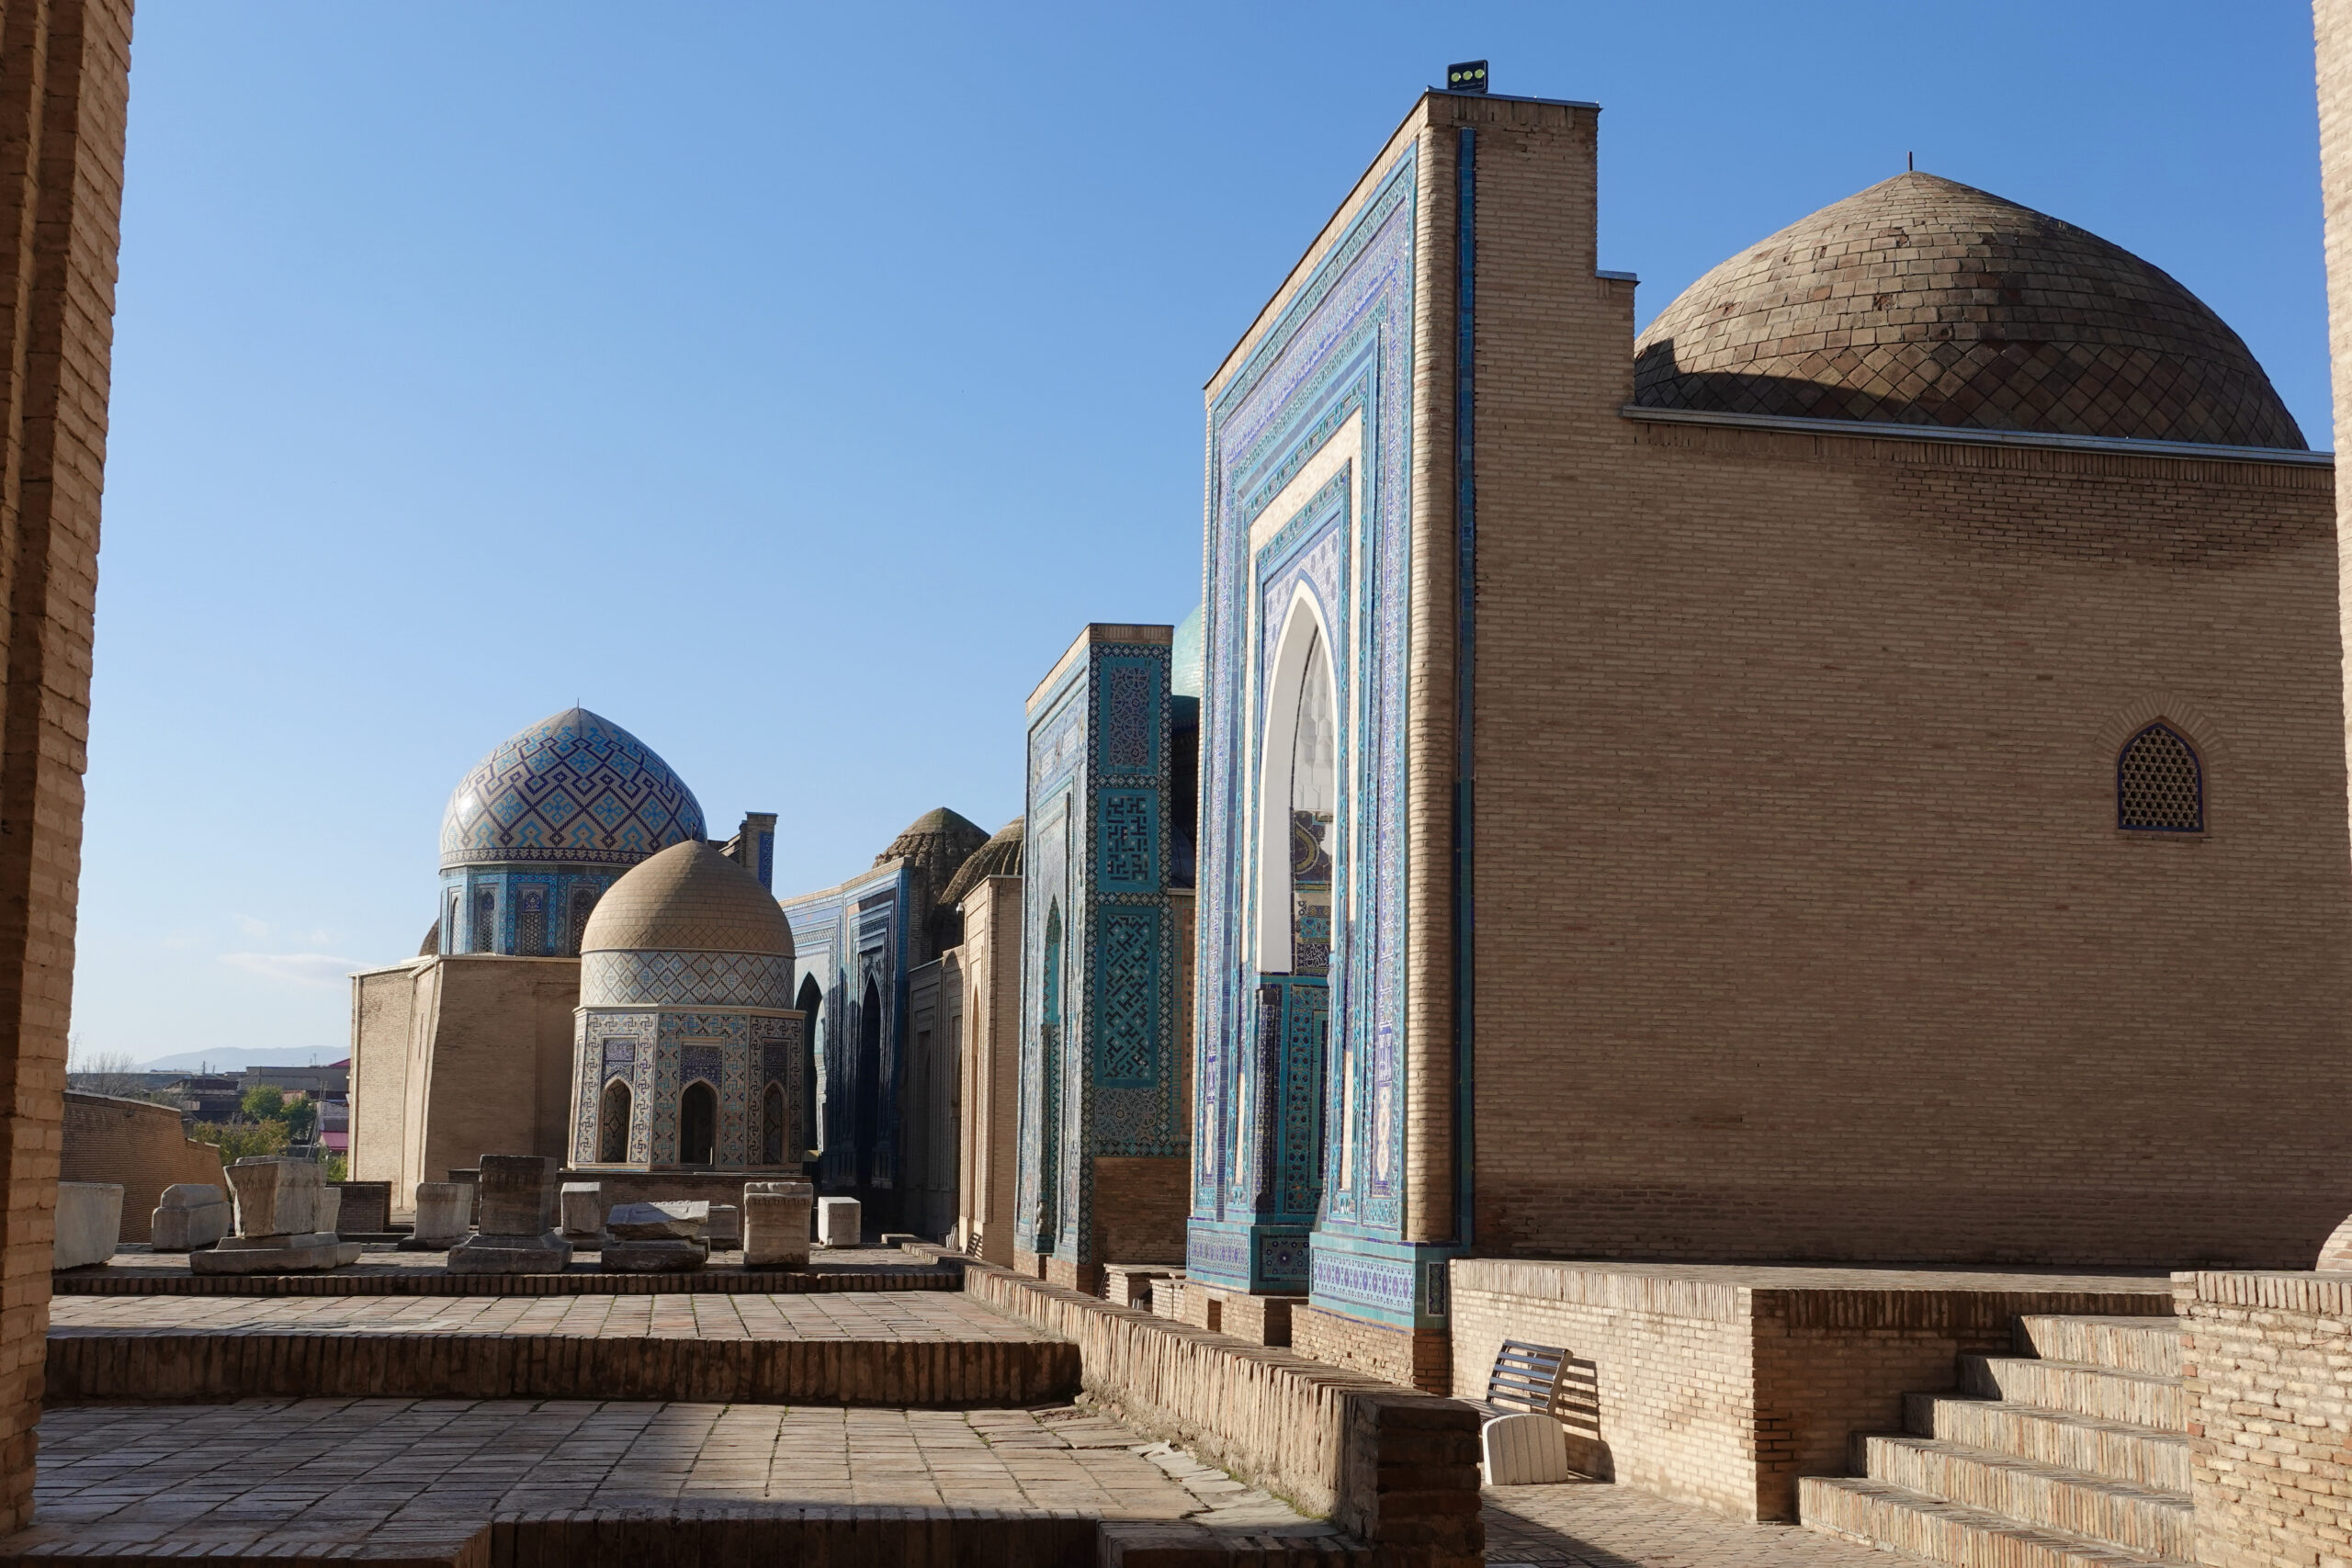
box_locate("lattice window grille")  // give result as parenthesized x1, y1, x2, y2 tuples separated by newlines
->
(2117, 722, 2202, 833)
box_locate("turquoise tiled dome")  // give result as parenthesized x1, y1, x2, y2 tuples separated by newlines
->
(439, 707, 707, 870)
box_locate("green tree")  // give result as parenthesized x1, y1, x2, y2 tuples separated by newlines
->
(195, 1120, 288, 1161)
(240, 1084, 285, 1121)
(278, 1096, 316, 1141)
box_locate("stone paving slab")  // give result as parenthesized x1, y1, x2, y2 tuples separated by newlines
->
(0, 1398, 1336, 1562)
(57, 1245, 954, 1295)
(1487, 1480, 1931, 1567)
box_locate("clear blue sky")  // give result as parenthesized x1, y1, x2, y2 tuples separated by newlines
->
(73, 1, 2329, 1065)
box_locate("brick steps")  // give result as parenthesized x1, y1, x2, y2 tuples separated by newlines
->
(45, 1332, 1081, 1406)
(1800, 1312, 2190, 1568)
(1852, 1436, 2189, 1559)
(1801, 1477, 2186, 1568)
(2013, 1315, 2181, 1379)
(1957, 1356, 2183, 1429)
(1904, 1393, 2188, 1492)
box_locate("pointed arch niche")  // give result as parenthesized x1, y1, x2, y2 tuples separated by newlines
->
(1256, 587, 1341, 976)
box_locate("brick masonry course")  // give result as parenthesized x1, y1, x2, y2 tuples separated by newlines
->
(55, 1244, 956, 1296)
(958, 1257, 1484, 1565)
(45, 1290, 1078, 1406)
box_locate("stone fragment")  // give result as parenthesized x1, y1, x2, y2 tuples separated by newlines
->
(742, 1189, 812, 1269)
(707, 1203, 741, 1247)
(599, 1237, 708, 1272)
(447, 1167, 480, 1225)
(605, 1200, 707, 1241)
(149, 1183, 230, 1253)
(317, 1187, 342, 1236)
(190, 1233, 364, 1274)
(448, 1230, 571, 1274)
(53, 1182, 121, 1270)
(400, 1181, 472, 1250)
(224, 1156, 321, 1238)
(559, 1182, 605, 1241)
(475, 1154, 552, 1236)
(816, 1195, 861, 1248)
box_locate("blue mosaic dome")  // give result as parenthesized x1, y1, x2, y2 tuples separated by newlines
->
(439, 707, 707, 870)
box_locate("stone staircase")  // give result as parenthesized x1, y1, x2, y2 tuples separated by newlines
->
(1801, 1314, 2190, 1568)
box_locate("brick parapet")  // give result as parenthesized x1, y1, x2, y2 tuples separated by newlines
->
(961, 1259, 1481, 1562)
(1451, 1260, 2172, 1522)
(2179, 1268, 2352, 1568)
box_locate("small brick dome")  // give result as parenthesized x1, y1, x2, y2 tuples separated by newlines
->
(581, 841, 793, 959)
(1633, 172, 2303, 449)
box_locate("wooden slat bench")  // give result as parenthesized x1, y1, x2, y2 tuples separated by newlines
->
(1475, 1338, 1575, 1485)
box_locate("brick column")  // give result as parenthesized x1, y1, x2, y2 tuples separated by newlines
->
(0, 0, 130, 1532)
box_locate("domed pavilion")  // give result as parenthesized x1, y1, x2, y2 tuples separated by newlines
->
(571, 841, 804, 1169)
(434, 706, 707, 957)
(1631, 172, 2303, 447)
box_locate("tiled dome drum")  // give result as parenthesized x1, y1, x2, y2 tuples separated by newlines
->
(1633, 172, 2305, 449)
(441, 707, 707, 868)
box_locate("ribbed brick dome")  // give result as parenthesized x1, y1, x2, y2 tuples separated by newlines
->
(1633, 172, 2303, 449)
(581, 841, 792, 958)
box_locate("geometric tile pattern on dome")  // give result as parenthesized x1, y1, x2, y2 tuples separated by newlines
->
(441, 705, 707, 868)
(2117, 722, 2203, 833)
(1633, 173, 2305, 450)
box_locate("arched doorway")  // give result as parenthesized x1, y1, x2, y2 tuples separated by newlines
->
(796, 973, 824, 1159)
(1254, 592, 1338, 1230)
(680, 1081, 717, 1166)
(854, 976, 882, 1185)
(599, 1078, 631, 1164)
(763, 1081, 786, 1164)
(1036, 900, 1062, 1242)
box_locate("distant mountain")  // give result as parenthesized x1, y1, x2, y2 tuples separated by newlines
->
(132, 1047, 346, 1072)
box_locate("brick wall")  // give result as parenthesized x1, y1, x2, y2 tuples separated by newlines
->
(59, 1092, 220, 1243)
(0, 0, 132, 1533)
(2181, 1269, 2352, 1568)
(1451, 1259, 2173, 1522)
(2322, 0, 2352, 802)
(1091, 1156, 1185, 1267)
(962, 1259, 1482, 1563)
(1446, 94, 2352, 1267)
(953, 875, 1020, 1265)
(1294, 1304, 1448, 1394)
(353, 954, 582, 1213)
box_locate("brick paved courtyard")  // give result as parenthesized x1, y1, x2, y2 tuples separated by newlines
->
(0, 1398, 1329, 1561)
(1487, 1481, 1922, 1568)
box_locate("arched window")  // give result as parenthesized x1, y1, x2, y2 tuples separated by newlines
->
(517, 890, 545, 955)
(445, 893, 458, 955)
(2118, 722, 2203, 833)
(796, 973, 824, 1158)
(599, 1078, 631, 1163)
(763, 1081, 786, 1165)
(568, 889, 597, 955)
(680, 1081, 718, 1166)
(1256, 591, 1340, 974)
(471, 889, 496, 953)
(854, 976, 883, 1184)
